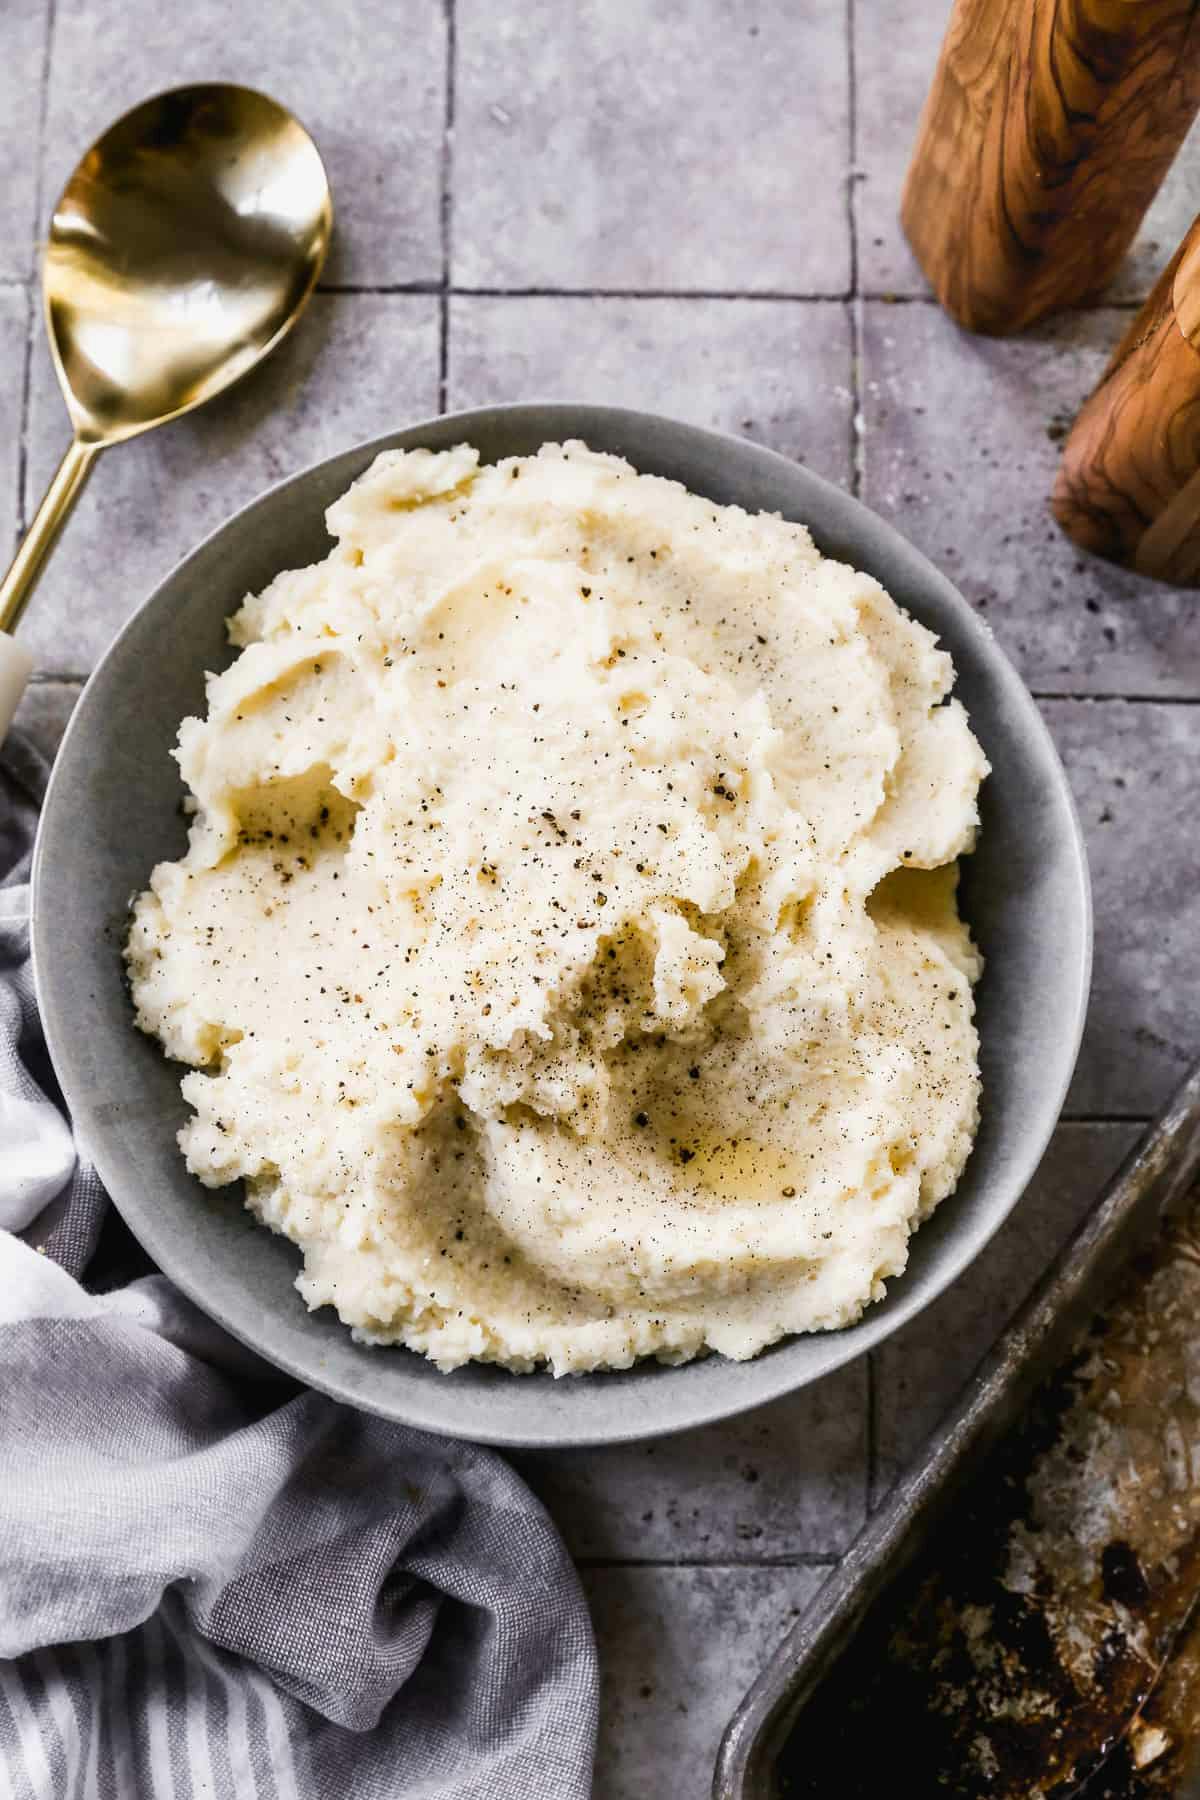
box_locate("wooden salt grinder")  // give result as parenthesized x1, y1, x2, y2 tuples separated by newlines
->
(902, 0, 1200, 336)
(1053, 215, 1200, 582)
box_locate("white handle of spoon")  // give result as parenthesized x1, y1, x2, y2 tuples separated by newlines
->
(0, 631, 34, 743)
(0, 438, 99, 742)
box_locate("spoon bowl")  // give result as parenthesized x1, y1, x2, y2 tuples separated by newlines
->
(47, 84, 331, 445)
(0, 83, 331, 723)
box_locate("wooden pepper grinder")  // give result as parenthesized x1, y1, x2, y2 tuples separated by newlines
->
(1053, 216, 1200, 581)
(902, 0, 1200, 336)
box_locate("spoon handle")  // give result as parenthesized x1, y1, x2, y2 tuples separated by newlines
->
(0, 438, 99, 638)
(0, 438, 99, 742)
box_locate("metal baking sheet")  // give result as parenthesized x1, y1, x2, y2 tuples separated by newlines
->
(715, 1060, 1200, 1799)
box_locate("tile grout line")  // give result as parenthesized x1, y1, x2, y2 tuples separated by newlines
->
(1034, 691, 1200, 705)
(323, 280, 441, 296)
(437, 0, 457, 413)
(850, 293, 865, 498)
(859, 292, 1147, 311)
(576, 1555, 843, 1572)
(845, 0, 864, 495)
(311, 282, 1154, 311)
(321, 282, 856, 302)
(845, 0, 859, 306)
(31, 0, 57, 251)
(317, 281, 1153, 313)
(16, 0, 58, 544)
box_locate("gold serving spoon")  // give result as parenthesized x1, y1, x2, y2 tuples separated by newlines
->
(0, 83, 332, 737)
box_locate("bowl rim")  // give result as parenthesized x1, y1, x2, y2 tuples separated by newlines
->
(31, 401, 1093, 1446)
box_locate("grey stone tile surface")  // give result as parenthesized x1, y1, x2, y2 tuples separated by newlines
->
(853, 0, 946, 300)
(41, 0, 446, 288)
(519, 1361, 866, 1561)
(861, 301, 1200, 698)
(855, 0, 1200, 304)
(585, 1564, 826, 1800)
(5, 3, 1199, 1788)
(873, 1121, 1139, 1497)
(0, 287, 26, 560)
(0, 6, 48, 282)
(13, 680, 82, 766)
(453, 0, 850, 294)
(21, 294, 438, 673)
(1046, 699, 1200, 1118)
(449, 296, 853, 482)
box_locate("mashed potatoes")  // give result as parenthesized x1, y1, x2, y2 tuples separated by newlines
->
(127, 442, 988, 1375)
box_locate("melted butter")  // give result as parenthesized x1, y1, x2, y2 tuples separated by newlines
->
(643, 1109, 802, 1204)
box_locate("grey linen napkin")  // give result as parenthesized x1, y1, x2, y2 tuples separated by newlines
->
(0, 735, 598, 1800)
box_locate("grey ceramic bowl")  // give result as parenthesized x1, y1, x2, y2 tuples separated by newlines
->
(32, 404, 1091, 1448)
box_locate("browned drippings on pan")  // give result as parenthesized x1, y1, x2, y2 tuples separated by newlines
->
(1078, 1606, 1200, 1797)
(777, 1186, 1200, 1797)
